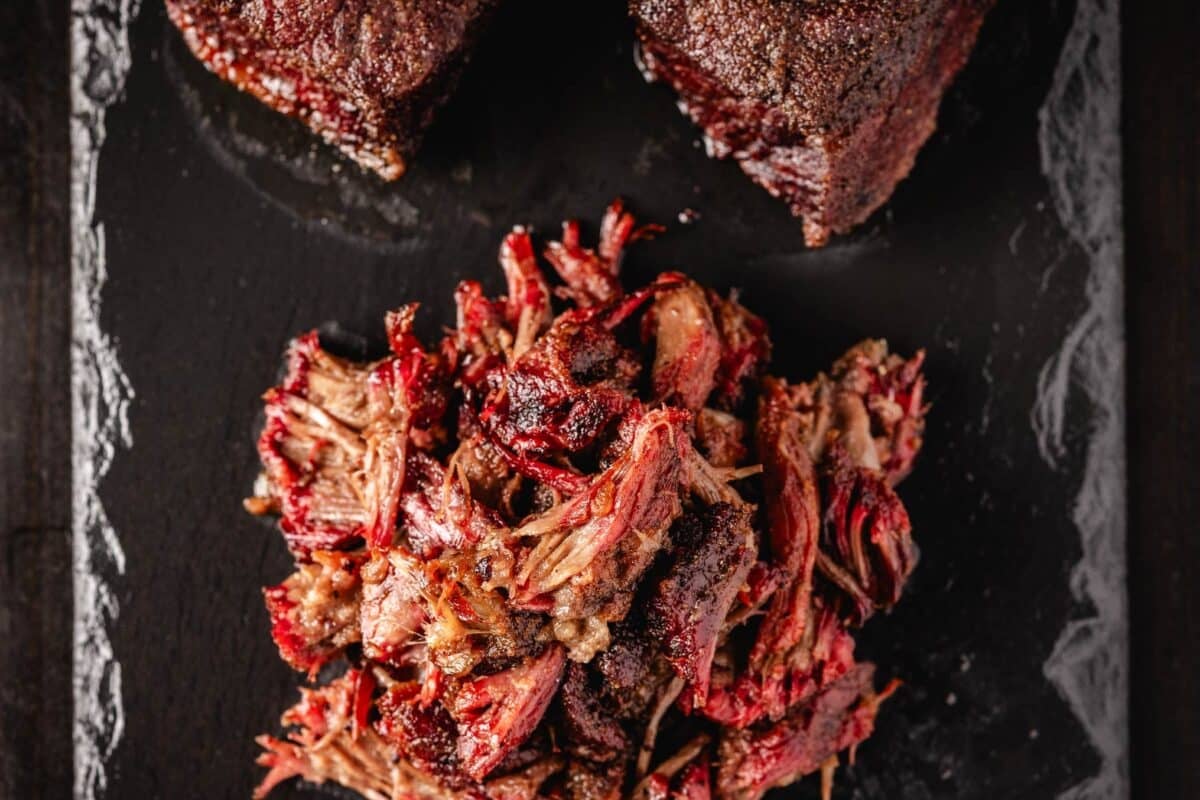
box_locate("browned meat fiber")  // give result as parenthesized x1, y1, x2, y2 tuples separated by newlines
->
(248, 201, 930, 800)
(165, 0, 497, 180)
(631, 0, 994, 247)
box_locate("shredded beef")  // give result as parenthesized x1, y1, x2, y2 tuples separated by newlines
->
(250, 202, 929, 799)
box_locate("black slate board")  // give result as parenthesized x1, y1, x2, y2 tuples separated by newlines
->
(74, 1, 1121, 798)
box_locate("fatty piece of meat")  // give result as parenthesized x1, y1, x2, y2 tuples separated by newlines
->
(649, 280, 722, 411)
(647, 504, 757, 707)
(449, 644, 567, 781)
(822, 340, 927, 485)
(422, 548, 543, 676)
(511, 408, 689, 635)
(359, 549, 426, 665)
(264, 550, 363, 676)
(631, 0, 994, 246)
(166, 0, 497, 179)
(715, 664, 887, 800)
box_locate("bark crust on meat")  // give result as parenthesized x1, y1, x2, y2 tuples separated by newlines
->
(631, 0, 995, 246)
(166, 0, 498, 179)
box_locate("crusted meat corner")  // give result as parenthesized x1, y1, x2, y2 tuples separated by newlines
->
(166, 0, 498, 179)
(631, 0, 994, 246)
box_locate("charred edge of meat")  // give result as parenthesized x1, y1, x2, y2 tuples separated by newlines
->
(647, 504, 757, 707)
(484, 314, 642, 459)
(558, 661, 632, 763)
(376, 681, 475, 788)
(631, 1, 994, 247)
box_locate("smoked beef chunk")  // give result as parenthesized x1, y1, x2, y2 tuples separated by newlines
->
(631, 0, 995, 246)
(165, 0, 497, 179)
(248, 202, 931, 799)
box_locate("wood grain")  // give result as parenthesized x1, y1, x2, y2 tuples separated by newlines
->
(0, 2, 73, 799)
(1123, 2, 1200, 798)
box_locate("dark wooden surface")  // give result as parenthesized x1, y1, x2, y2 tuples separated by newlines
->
(0, 1, 1194, 798)
(0, 2, 74, 799)
(1123, 1, 1200, 798)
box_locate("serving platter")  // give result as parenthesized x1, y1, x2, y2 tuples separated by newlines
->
(63, 1, 1125, 798)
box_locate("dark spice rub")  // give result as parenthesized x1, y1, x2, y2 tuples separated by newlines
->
(165, 0, 497, 179)
(631, 0, 994, 246)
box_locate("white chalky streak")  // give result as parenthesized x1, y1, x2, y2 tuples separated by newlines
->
(70, 1, 141, 797)
(1034, 0, 1128, 798)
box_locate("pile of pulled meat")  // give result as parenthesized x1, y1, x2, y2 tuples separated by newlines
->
(247, 202, 928, 800)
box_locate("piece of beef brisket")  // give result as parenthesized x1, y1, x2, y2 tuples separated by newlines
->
(165, 0, 497, 179)
(630, 0, 994, 246)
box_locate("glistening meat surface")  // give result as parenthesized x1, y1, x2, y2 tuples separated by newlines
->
(247, 202, 930, 799)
